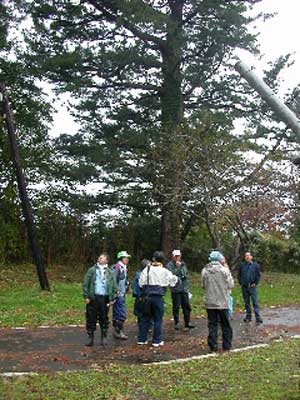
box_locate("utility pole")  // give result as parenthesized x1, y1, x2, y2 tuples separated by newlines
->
(0, 83, 50, 291)
(235, 60, 300, 136)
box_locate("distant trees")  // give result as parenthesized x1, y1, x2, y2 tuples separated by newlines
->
(18, 0, 270, 255)
(0, 0, 299, 271)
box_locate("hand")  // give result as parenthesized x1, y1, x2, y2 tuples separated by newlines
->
(176, 261, 181, 267)
(85, 298, 91, 304)
(250, 283, 256, 288)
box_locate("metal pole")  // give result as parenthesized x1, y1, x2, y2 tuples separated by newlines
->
(0, 83, 50, 291)
(235, 60, 300, 137)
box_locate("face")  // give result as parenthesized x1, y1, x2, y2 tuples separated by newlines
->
(121, 257, 129, 265)
(245, 253, 253, 263)
(98, 254, 108, 265)
(173, 254, 181, 262)
(220, 256, 225, 265)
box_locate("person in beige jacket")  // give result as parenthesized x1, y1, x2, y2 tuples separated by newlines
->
(201, 251, 234, 352)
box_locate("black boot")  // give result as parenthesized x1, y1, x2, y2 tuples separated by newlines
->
(85, 332, 94, 347)
(113, 320, 122, 339)
(101, 329, 108, 346)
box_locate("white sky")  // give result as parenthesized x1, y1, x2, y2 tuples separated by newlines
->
(50, 0, 300, 137)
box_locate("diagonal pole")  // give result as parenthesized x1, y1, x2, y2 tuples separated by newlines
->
(0, 83, 50, 290)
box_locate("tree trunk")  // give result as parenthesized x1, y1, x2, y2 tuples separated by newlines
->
(0, 83, 50, 291)
(159, 0, 184, 254)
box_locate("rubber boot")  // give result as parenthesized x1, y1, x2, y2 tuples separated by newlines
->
(101, 329, 108, 346)
(119, 329, 128, 340)
(113, 320, 122, 339)
(85, 332, 94, 347)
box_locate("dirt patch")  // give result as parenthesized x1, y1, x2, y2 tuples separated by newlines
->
(0, 306, 299, 373)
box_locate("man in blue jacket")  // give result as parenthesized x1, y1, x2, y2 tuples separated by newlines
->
(238, 252, 263, 324)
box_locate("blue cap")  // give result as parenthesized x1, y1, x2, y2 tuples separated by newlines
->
(209, 251, 223, 262)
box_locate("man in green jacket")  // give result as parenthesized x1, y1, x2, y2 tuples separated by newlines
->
(83, 253, 118, 346)
(167, 250, 195, 330)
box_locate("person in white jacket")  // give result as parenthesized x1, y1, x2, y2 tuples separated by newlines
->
(201, 251, 234, 352)
(138, 251, 178, 347)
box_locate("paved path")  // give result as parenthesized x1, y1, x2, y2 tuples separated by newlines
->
(0, 306, 299, 373)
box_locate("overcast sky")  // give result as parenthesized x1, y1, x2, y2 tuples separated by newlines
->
(50, 0, 300, 136)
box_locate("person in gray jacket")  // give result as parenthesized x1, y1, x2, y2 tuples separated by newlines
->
(201, 250, 234, 352)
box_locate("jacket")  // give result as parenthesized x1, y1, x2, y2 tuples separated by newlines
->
(167, 260, 190, 293)
(139, 262, 178, 296)
(83, 264, 119, 302)
(111, 261, 129, 296)
(201, 261, 234, 309)
(237, 261, 261, 287)
(131, 270, 141, 297)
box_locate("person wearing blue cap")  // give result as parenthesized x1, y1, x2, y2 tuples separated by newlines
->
(111, 250, 131, 339)
(201, 250, 234, 352)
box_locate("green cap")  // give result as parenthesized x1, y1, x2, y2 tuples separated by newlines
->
(117, 250, 131, 259)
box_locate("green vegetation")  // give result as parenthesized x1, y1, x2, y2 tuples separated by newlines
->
(0, 265, 299, 328)
(0, 339, 299, 399)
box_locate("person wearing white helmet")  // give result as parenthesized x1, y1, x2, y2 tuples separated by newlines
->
(111, 250, 131, 339)
(167, 249, 195, 330)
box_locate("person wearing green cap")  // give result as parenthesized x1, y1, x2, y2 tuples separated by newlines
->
(111, 250, 131, 339)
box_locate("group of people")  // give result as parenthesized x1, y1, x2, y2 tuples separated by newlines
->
(82, 248, 263, 351)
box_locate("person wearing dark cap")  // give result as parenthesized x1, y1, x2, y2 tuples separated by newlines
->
(201, 250, 234, 352)
(111, 250, 131, 339)
(138, 251, 178, 347)
(167, 249, 195, 330)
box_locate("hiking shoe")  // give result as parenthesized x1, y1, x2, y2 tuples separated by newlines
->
(256, 317, 263, 324)
(174, 323, 179, 331)
(152, 341, 164, 347)
(243, 316, 252, 322)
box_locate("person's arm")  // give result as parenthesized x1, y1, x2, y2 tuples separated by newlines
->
(255, 263, 261, 285)
(83, 268, 93, 303)
(165, 268, 178, 287)
(138, 269, 147, 287)
(226, 269, 234, 290)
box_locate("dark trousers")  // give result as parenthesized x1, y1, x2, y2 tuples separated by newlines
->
(206, 309, 232, 351)
(86, 295, 109, 334)
(138, 295, 164, 344)
(241, 286, 260, 319)
(171, 291, 191, 326)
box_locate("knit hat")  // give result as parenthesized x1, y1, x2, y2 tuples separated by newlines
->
(152, 251, 167, 263)
(140, 259, 151, 269)
(209, 251, 223, 262)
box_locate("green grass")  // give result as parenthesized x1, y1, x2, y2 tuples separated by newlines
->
(0, 339, 299, 399)
(0, 264, 299, 327)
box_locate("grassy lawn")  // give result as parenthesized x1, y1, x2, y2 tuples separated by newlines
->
(0, 339, 299, 399)
(0, 264, 299, 327)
